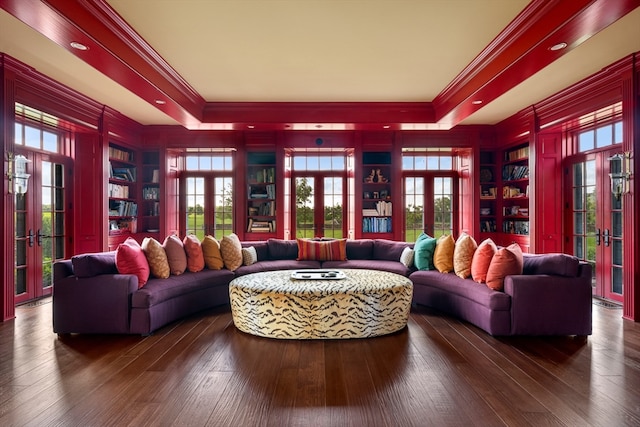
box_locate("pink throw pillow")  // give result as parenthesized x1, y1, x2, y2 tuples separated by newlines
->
(115, 237, 150, 288)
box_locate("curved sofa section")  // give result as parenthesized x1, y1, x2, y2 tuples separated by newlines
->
(53, 238, 592, 337)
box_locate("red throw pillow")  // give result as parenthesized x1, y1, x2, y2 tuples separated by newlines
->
(183, 234, 205, 272)
(471, 238, 497, 283)
(297, 238, 347, 261)
(115, 237, 150, 288)
(485, 243, 523, 291)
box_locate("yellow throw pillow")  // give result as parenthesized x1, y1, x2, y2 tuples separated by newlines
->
(141, 237, 170, 279)
(220, 233, 243, 271)
(201, 235, 224, 270)
(453, 232, 477, 279)
(433, 234, 455, 273)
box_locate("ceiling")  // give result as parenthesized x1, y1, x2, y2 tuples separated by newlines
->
(0, 0, 639, 130)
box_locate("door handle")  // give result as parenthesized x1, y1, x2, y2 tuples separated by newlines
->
(27, 229, 34, 247)
(36, 229, 49, 246)
(595, 228, 601, 246)
(603, 229, 611, 247)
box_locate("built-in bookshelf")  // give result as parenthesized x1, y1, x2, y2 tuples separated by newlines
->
(479, 151, 497, 234)
(108, 143, 138, 236)
(500, 143, 530, 241)
(246, 151, 277, 235)
(140, 150, 160, 234)
(362, 151, 393, 235)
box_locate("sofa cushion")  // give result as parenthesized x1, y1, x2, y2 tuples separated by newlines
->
(454, 232, 477, 279)
(71, 251, 117, 278)
(242, 246, 258, 265)
(115, 237, 150, 288)
(346, 239, 374, 259)
(220, 233, 243, 271)
(235, 259, 321, 276)
(163, 235, 187, 275)
(523, 253, 580, 277)
(202, 235, 224, 270)
(141, 237, 170, 279)
(241, 241, 269, 261)
(323, 260, 412, 277)
(297, 238, 347, 261)
(183, 235, 205, 272)
(486, 243, 523, 291)
(267, 238, 298, 260)
(434, 234, 455, 273)
(471, 238, 497, 283)
(400, 247, 415, 268)
(373, 239, 409, 261)
(414, 233, 437, 271)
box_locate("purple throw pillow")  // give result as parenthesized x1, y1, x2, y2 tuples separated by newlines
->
(71, 251, 118, 278)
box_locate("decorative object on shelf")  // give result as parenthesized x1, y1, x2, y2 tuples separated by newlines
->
(479, 168, 493, 183)
(608, 152, 632, 200)
(364, 169, 376, 183)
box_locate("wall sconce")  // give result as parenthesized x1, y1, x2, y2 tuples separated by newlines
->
(608, 152, 631, 200)
(6, 153, 31, 195)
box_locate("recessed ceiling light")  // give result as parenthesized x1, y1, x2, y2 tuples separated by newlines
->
(247, 125, 255, 129)
(154, 99, 166, 105)
(383, 125, 391, 129)
(549, 42, 568, 51)
(471, 100, 483, 105)
(70, 41, 89, 51)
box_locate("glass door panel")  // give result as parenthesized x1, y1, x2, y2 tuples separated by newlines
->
(323, 177, 343, 238)
(295, 176, 315, 238)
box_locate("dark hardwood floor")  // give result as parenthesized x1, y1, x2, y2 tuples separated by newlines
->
(1, 298, 639, 426)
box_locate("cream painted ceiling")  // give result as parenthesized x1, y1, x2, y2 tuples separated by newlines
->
(1, 1, 640, 126)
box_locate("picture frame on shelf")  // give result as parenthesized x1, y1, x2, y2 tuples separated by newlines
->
(380, 190, 389, 199)
(373, 191, 379, 199)
(364, 192, 371, 199)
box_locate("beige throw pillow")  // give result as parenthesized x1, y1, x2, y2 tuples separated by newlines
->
(141, 237, 170, 279)
(453, 232, 478, 279)
(220, 233, 243, 271)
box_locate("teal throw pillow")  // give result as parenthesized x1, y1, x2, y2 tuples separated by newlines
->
(414, 232, 437, 270)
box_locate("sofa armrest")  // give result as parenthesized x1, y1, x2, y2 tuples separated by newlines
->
(503, 267, 592, 336)
(53, 274, 138, 334)
(53, 260, 73, 282)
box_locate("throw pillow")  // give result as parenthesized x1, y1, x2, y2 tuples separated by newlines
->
(297, 238, 347, 261)
(414, 232, 437, 271)
(141, 237, 170, 279)
(163, 234, 187, 275)
(433, 234, 455, 273)
(453, 232, 478, 279)
(115, 237, 150, 288)
(485, 243, 524, 291)
(241, 246, 258, 266)
(202, 235, 224, 270)
(471, 238, 497, 283)
(220, 233, 243, 271)
(399, 246, 415, 268)
(183, 234, 205, 272)
(71, 251, 117, 278)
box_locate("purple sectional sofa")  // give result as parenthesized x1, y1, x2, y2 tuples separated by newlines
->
(410, 252, 593, 336)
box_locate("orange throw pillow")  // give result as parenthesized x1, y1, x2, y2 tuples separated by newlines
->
(202, 235, 224, 270)
(485, 243, 524, 291)
(183, 234, 205, 272)
(471, 238, 497, 283)
(115, 237, 150, 288)
(433, 234, 455, 273)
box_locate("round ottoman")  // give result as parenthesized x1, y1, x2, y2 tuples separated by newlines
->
(229, 269, 413, 339)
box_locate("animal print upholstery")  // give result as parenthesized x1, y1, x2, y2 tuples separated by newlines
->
(229, 269, 413, 339)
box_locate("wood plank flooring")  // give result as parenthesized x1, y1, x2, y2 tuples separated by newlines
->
(1, 298, 639, 426)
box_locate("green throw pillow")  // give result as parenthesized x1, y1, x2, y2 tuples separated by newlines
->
(414, 232, 437, 270)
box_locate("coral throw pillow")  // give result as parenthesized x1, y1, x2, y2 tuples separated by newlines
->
(471, 238, 497, 283)
(433, 234, 455, 273)
(183, 234, 205, 272)
(115, 237, 150, 288)
(141, 237, 170, 279)
(220, 233, 243, 271)
(453, 232, 478, 279)
(297, 238, 347, 261)
(414, 232, 437, 271)
(202, 235, 224, 270)
(163, 234, 187, 275)
(485, 243, 524, 291)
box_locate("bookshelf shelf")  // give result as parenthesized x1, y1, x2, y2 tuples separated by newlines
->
(246, 151, 277, 235)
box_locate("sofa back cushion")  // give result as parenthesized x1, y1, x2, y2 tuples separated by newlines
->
(163, 235, 187, 275)
(372, 239, 409, 261)
(297, 238, 347, 261)
(523, 253, 580, 277)
(267, 238, 298, 260)
(346, 239, 374, 260)
(242, 241, 269, 261)
(71, 251, 117, 278)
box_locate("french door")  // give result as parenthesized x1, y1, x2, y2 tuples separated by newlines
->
(14, 151, 69, 304)
(403, 174, 456, 241)
(569, 149, 623, 303)
(183, 174, 234, 240)
(294, 174, 345, 238)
